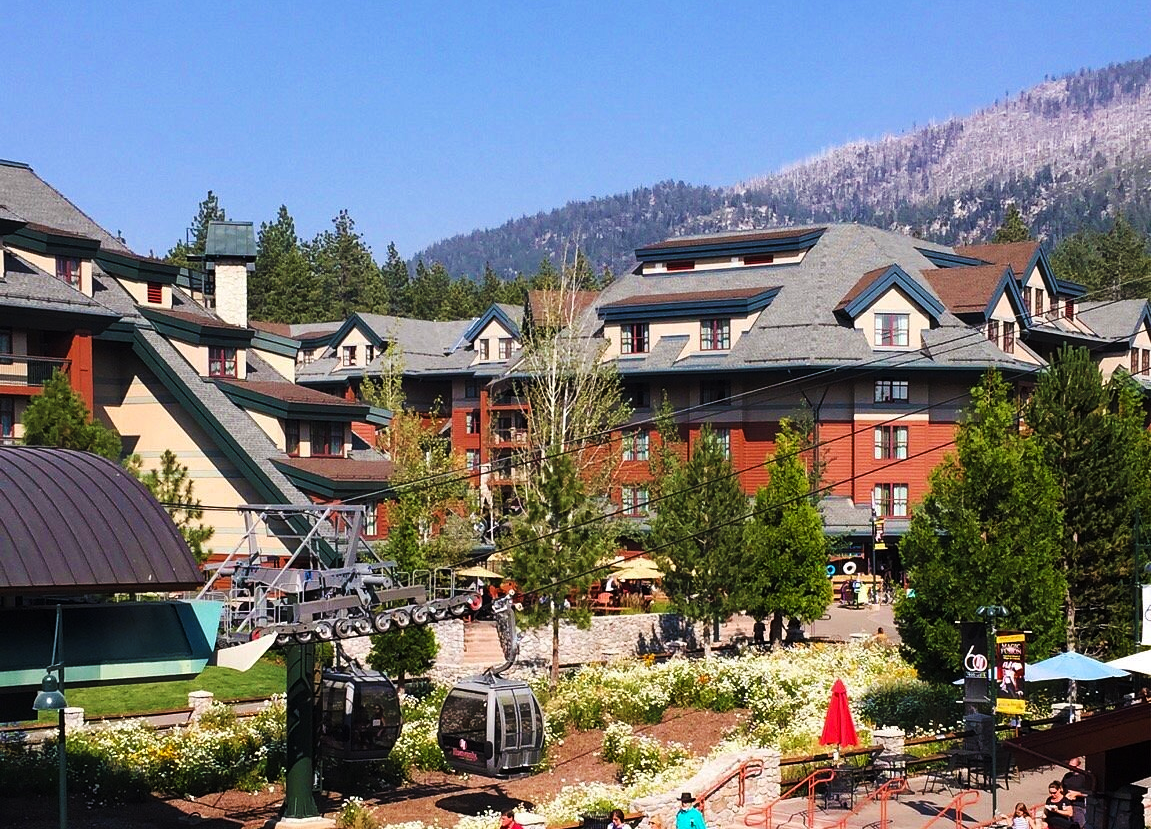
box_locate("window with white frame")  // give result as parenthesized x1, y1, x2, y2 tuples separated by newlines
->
(498, 338, 515, 360)
(342, 345, 357, 367)
(874, 379, 909, 403)
(714, 427, 732, 459)
(623, 429, 649, 461)
(365, 344, 375, 363)
(620, 323, 649, 354)
(874, 313, 909, 347)
(621, 485, 649, 516)
(363, 503, 378, 537)
(465, 411, 479, 434)
(478, 339, 490, 360)
(466, 449, 480, 471)
(701, 318, 731, 350)
(874, 425, 908, 460)
(872, 483, 909, 517)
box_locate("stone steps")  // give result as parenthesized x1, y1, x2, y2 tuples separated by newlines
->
(462, 621, 505, 667)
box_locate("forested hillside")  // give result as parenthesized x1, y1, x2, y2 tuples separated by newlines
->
(418, 56, 1151, 278)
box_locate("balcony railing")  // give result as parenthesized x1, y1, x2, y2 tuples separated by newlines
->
(0, 355, 70, 387)
(492, 427, 529, 445)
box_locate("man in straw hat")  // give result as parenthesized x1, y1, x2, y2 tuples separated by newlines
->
(676, 793, 705, 829)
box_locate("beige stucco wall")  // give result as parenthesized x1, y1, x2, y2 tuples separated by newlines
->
(247, 410, 283, 449)
(603, 311, 761, 361)
(856, 286, 934, 349)
(10, 246, 95, 298)
(469, 318, 518, 365)
(640, 248, 807, 275)
(114, 276, 171, 307)
(168, 338, 247, 379)
(332, 327, 374, 367)
(1100, 325, 1151, 380)
(251, 347, 294, 381)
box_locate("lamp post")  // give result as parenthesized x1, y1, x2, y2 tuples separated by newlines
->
(32, 605, 67, 829)
(977, 604, 1008, 818)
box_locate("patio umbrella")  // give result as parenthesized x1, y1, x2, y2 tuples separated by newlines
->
(1026, 651, 1129, 682)
(612, 561, 664, 581)
(455, 565, 503, 580)
(1106, 649, 1151, 676)
(819, 679, 858, 759)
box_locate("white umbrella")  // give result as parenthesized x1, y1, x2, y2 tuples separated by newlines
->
(1106, 649, 1151, 676)
(455, 565, 503, 580)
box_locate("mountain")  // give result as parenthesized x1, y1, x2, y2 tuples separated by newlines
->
(417, 56, 1151, 278)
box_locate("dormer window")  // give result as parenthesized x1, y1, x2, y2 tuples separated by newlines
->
(743, 253, 775, 266)
(874, 313, 909, 347)
(208, 346, 237, 378)
(300, 348, 315, 365)
(987, 320, 1000, 346)
(365, 344, 376, 363)
(701, 319, 731, 351)
(1064, 299, 1075, 321)
(666, 260, 695, 272)
(286, 420, 300, 456)
(621, 323, 649, 355)
(1022, 287, 1032, 315)
(55, 257, 81, 289)
(310, 421, 343, 457)
(342, 345, 357, 367)
(478, 340, 490, 361)
(1003, 321, 1015, 355)
(498, 338, 514, 360)
(1035, 289, 1045, 318)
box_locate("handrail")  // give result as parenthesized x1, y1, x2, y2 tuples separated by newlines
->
(918, 789, 981, 829)
(697, 758, 765, 819)
(743, 767, 835, 829)
(965, 801, 1044, 829)
(825, 776, 910, 829)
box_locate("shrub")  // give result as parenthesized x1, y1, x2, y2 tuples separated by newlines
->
(600, 723, 691, 784)
(856, 679, 960, 735)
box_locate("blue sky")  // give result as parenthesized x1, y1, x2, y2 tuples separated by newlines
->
(5, 2, 1149, 264)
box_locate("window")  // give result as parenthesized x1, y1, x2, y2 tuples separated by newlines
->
(365, 344, 375, 363)
(477, 339, 490, 360)
(146, 282, 163, 304)
(464, 379, 480, 399)
(310, 421, 343, 457)
(714, 427, 732, 459)
(700, 379, 730, 405)
(621, 485, 649, 517)
(0, 397, 13, 444)
(1050, 294, 1058, 316)
(299, 348, 315, 365)
(208, 346, 237, 378)
(1034, 289, 1045, 318)
(498, 338, 514, 360)
(872, 483, 909, 517)
(986, 320, 1000, 346)
(744, 253, 775, 266)
(363, 503, 378, 537)
(55, 257, 81, 289)
(465, 449, 480, 471)
(620, 323, 649, 354)
(622, 430, 649, 462)
(666, 259, 695, 272)
(622, 383, 650, 409)
(342, 345, 357, 367)
(1003, 321, 1015, 355)
(465, 411, 479, 434)
(1133, 348, 1150, 376)
(701, 318, 731, 351)
(874, 425, 909, 460)
(874, 380, 909, 403)
(874, 313, 909, 347)
(0, 328, 11, 364)
(1064, 299, 1075, 321)
(1144, 349, 1150, 377)
(285, 420, 300, 457)
(1131, 349, 1139, 375)
(1022, 286, 1032, 315)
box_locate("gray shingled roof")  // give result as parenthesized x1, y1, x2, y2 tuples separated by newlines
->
(1077, 300, 1145, 342)
(2, 253, 121, 321)
(0, 160, 131, 253)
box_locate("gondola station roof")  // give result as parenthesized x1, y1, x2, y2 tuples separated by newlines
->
(0, 447, 204, 595)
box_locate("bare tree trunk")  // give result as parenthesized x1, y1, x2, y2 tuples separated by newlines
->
(769, 611, 786, 649)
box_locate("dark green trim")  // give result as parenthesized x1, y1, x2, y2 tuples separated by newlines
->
(328, 314, 387, 351)
(635, 228, 825, 262)
(598, 287, 780, 323)
(271, 459, 393, 500)
(366, 405, 392, 426)
(4, 225, 101, 259)
(139, 307, 255, 348)
(251, 329, 301, 358)
(840, 264, 946, 320)
(215, 380, 371, 421)
(96, 250, 179, 285)
(462, 304, 522, 343)
(915, 247, 989, 268)
(95, 320, 138, 343)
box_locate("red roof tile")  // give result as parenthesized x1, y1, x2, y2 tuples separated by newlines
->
(217, 379, 362, 406)
(249, 320, 294, 336)
(276, 457, 395, 482)
(146, 306, 248, 330)
(834, 266, 893, 312)
(953, 242, 1039, 279)
(528, 290, 599, 325)
(921, 265, 1013, 315)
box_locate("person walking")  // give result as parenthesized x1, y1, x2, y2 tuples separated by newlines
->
(676, 793, 705, 829)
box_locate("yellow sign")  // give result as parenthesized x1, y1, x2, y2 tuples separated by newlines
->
(995, 631, 1027, 716)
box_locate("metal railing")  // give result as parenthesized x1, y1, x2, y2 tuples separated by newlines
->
(0, 354, 70, 387)
(743, 766, 835, 829)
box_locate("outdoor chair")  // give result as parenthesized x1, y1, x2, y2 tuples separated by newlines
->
(922, 752, 963, 795)
(821, 765, 855, 810)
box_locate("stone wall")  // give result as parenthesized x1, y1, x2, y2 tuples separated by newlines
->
(631, 748, 781, 829)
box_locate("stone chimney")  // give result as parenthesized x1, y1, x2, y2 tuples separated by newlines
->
(202, 221, 256, 328)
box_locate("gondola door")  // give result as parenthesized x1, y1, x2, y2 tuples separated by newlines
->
(494, 684, 543, 776)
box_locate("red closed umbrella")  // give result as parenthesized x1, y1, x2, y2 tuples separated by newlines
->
(819, 679, 858, 755)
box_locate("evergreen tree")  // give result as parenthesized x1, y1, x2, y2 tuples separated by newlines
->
(737, 420, 833, 646)
(1025, 345, 1151, 656)
(529, 258, 560, 291)
(895, 372, 1065, 682)
(366, 626, 438, 693)
(650, 425, 748, 656)
(165, 190, 226, 270)
(477, 264, 504, 310)
(1051, 214, 1151, 300)
(504, 450, 608, 689)
(408, 261, 452, 320)
(266, 244, 328, 324)
(380, 243, 413, 317)
(992, 204, 1031, 243)
(22, 369, 122, 460)
(252, 206, 303, 322)
(440, 276, 480, 320)
(307, 210, 387, 318)
(126, 449, 215, 562)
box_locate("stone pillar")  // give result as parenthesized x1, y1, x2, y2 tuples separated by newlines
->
(872, 726, 905, 756)
(188, 690, 215, 722)
(214, 261, 249, 328)
(963, 712, 994, 754)
(62, 707, 84, 731)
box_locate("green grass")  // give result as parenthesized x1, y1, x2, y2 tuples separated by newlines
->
(31, 658, 286, 722)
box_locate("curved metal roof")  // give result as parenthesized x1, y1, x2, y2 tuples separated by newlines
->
(0, 448, 203, 594)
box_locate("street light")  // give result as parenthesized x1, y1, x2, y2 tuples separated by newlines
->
(32, 606, 67, 829)
(976, 604, 1008, 818)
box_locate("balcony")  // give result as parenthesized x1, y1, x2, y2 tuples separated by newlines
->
(491, 426, 529, 447)
(0, 355, 70, 388)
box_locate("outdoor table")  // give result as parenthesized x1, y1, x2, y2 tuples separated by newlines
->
(877, 752, 917, 794)
(942, 748, 985, 789)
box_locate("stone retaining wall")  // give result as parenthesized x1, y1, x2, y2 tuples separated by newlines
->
(631, 748, 781, 829)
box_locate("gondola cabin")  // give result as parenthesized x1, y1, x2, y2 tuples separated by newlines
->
(317, 667, 402, 761)
(438, 675, 544, 777)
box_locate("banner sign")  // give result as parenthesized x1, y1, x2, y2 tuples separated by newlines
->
(1142, 584, 1151, 647)
(960, 621, 990, 704)
(995, 631, 1027, 715)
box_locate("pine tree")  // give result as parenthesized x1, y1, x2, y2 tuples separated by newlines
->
(408, 261, 452, 319)
(440, 276, 480, 320)
(366, 626, 438, 693)
(992, 204, 1031, 243)
(1051, 214, 1151, 300)
(650, 425, 748, 656)
(380, 243, 413, 317)
(1025, 345, 1150, 656)
(737, 420, 833, 645)
(307, 210, 387, 319)
(165, 190, 226, 270)
(22, 369, 122, 460)
(895, 371, 1065, 682)
(505, 450, 609, 689)
(252, 206, 302, 322)
(126, 449, 215, 562)
(477, 264, 504, 310)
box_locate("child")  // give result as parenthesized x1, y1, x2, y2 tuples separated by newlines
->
(1000, 802, 1037, 829)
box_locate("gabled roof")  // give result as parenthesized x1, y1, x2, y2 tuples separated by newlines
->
(598, 286, 781, 322)
(461, 303, 522, 344)
(835, 264, 946, 320)
(0, 448, 202, 594)
(921, 264, 1021, 319)
(140, 306, 255, 347)
(328, 313, 389, 352)
(954, 241, 1077, 298)
(0, 160, 131, 253)
(635, 227, 826, 261)
(1076, 299, 1151, 344)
